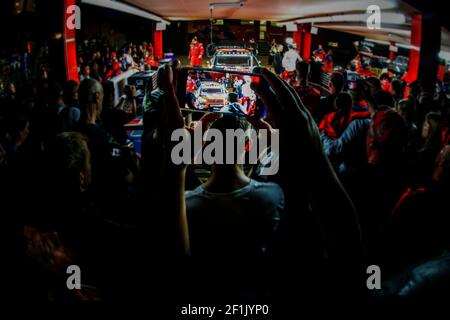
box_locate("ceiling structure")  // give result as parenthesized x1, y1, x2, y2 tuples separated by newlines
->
(85, 0, 450, 52)
(121, 0, 403, 21)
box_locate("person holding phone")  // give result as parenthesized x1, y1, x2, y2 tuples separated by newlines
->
(160, 64, 362, 259)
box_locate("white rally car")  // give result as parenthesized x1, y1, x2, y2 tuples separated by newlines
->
(196, 81, 228, 110)
(210, 48, 259, 73)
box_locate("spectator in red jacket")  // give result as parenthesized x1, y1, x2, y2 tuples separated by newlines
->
(319, 92, 370, 139)
(186, 75, 197, 93)
(313, 44, 326, 62)
(104, 61, 122, 81)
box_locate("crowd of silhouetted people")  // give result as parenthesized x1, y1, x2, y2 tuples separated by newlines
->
(77, 38, 160, 83)
(1, 51, 450, 307)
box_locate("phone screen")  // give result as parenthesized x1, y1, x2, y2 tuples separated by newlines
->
(179, 68, 263, 118)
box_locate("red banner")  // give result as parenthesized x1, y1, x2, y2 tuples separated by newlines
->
(154, 31, 163, 60)
(302, 25, 312, 61)
(405, 13, 422, 84)
(64, 0, 79, 82)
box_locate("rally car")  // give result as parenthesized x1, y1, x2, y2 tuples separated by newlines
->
(349, 51, 389, 78)
(197, 81, 228, 110)
(388, 55, 409, 76)
(210, 47, 260, 72)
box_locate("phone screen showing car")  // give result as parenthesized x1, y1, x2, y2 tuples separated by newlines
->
(179, 68, 264, 118)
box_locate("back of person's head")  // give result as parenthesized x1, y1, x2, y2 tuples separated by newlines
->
(210, 115, 250, 134)
(48, 82, 64, 104)
(208, 116, 251, 165)
(422, 112, 443, 151)
(228, 92, 238, 103)
(331, 92, 353, 137)
(45, 132, 91, 193)
(408, 80, 422, 98)
(396, 98, 415, 124)
(380, 73, 390, 81)
(368, 107, 408, 162)
(296, 61, 310, 81)
(64, 80, 79, 103)
(419, 92, 436, 111)
(330, 72, 345, 94)
(391, 79, 405, 97)
(373, 90, 395, 109)
(334, 92, 352, 114)
(366, 76, 381, 94)
(78, 78, 104, 123)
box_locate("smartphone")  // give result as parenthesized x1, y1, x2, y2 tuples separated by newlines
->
(177, 67, 265, 118)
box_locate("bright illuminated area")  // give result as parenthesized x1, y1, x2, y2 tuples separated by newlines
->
(1, 0, 450, 311)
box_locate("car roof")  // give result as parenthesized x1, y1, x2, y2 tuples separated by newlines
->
(216, 48, 252, 55)
(200, 81, 224, 88)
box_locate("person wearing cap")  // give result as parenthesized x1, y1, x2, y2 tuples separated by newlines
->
(282, 43, 302, 82)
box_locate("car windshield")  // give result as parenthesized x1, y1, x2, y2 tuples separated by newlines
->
(215, 56, 250, 66)
(395, 57, 408, 64)
(201, 88, 224, 95)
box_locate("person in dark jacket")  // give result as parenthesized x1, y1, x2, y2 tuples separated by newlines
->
(272, 44, 284, 75)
